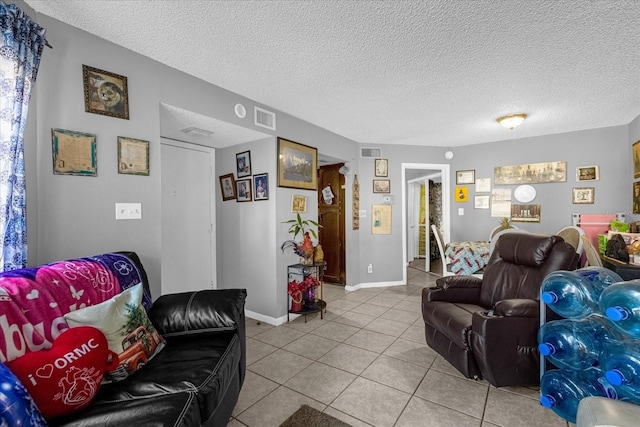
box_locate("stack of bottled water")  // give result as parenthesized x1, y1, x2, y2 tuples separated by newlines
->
(537, 267, 630, 423)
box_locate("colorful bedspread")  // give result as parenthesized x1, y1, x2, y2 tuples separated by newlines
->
(0, 253, 150, 363)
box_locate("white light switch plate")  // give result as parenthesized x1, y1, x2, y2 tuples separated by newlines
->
(359, 210, 366, 218)
(116, 203, 142, 220)
(458, 208, 464, 216)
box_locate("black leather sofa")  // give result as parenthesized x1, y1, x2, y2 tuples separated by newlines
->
(422, 233, 578, 387)
(51, 252, 247, 427)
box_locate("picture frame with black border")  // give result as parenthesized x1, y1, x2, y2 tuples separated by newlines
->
(82, 65, 129, 120)
(374, 158, 388, 177)
(373, 179, 390, 193)
(236, 151, 252, 178)
(253, 173, 269, 201)
(236, 178, 252, 202)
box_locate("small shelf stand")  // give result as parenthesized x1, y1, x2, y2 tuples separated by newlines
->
(287, 261, 327, 322)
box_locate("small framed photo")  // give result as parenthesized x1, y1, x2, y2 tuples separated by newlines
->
(474, 195, 490, 209)
(456, 170, 475, 185)
(634, 182, 640, 214)
(219, 173, 236, 201)
(117, 136, 149, 176)
(292, 194, 307, 212)
(576, 166, 599, 181)
(375, 158, 388, 177)
(82, 65, 129, 120)
(475, 178, 491, 193)
(454, 186, 469, 202)
(236, 151, 252, 178)
(573, 187, 595, 204)
(236, 178, 252, 202)
(51, 128, 97, 176)
(253, 173, 269, 201)
(373, 179, 390, 193)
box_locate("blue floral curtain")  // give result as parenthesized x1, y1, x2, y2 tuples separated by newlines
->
(0, 1, 46, 270)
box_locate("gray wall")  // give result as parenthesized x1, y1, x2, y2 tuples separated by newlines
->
(18, 1, 640, 321)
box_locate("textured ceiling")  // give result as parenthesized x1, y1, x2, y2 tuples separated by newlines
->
(25, 0, 640, 147)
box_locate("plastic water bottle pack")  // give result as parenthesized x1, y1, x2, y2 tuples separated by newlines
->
(537, 267, 640, 423)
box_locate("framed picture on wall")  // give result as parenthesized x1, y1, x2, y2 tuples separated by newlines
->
(634, 182, 640, 214)
(51, 128, 97, 177)
(253, 173, 268, 200)
(576, 166, 599, 181)
(82, 65, 129, 120)
(291, 194, 307, 212)
(219, 173, 236, 201)
(634, 141, 640, 179)
(474, 195, 490, 209)
(456, 170, 475, 185)
(236, 179, 252, 202)
(573, 187, 595, 204)
(277, 137, 318, 190)
(117, 136, 149, 176)
(236, 151, 252, 178)
(374, 158, 388, 177)
(373, 179, 390, 193)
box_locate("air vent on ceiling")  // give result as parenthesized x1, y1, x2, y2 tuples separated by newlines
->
(254, 106, 276, 131)
(181, 127, 214, 137)
(360, 147, 381, 158)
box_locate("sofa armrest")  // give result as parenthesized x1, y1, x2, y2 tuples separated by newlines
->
(149, 288, 247, 337)
(492, 299, 540, 318)
(423, 276, 483, 304)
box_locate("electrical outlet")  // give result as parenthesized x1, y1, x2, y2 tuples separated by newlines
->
(367, 264, 373, 274)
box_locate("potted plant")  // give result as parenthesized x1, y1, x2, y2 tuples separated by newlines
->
(281, 213, 322, 264)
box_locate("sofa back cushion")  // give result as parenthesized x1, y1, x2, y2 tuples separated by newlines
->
(479, 233, 578, 307)
(0, 253, 150, 363)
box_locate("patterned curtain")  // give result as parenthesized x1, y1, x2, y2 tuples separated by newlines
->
(0, 2, 46, 270)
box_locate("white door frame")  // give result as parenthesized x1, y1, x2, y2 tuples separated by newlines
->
(402, 163, 450, 283)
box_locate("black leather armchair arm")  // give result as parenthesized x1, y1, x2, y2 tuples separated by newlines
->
(492, 298, 539, 318)
(149, 289, 247, 337)
(423, 276, 483, 304)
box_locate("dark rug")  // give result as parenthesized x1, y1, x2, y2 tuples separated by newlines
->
(279, 404, 353, 427)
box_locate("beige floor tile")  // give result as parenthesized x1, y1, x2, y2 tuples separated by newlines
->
(282, 333, 340, 360)
(332, 310, 377, 328)
(282, 312, 327, 333)
(366, 294, 404, 308)
(342, 291, 375, 302)
(361, 354, 428, 394)
(232, 370, 279, 416)
(415, 370, 489, 418)
(311, 320, 359, 342)
(380, 307, 421, 324)
(248, 349, 313, 384)
(382, 338, 437, 368)
(483, 387, 568, 427)
(235, 386, 324, 427)
(244, 319, 274, 338)
(395, 396, 482, 427)
(318, 343, 379, 375)
(323, 406, 374, 427)
(246, 337, 278, 366)
(225, 418, 246, 427)
(284, 361, 357, 404)
(331, 377, 411, 427)
(431, 355, 467, 378)
(364, 317, 411, 337)
(252, 325, 305, 348)
(350, 302, 391, 317)
(344, 328, 397, 353)
(392, 299, 424, 314)
(399, 323, 427, 343)
(328, 298, 362, 311)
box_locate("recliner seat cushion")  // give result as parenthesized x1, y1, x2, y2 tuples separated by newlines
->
(92, 332, 241, 423)
(422, 301, 485, 349)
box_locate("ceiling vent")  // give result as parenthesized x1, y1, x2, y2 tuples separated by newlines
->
(181, 127, 214, 137)
(254, 106, 276, 131)
(360, 147, 381, 158)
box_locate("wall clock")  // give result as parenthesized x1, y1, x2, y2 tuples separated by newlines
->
(514, 185, 536, 203)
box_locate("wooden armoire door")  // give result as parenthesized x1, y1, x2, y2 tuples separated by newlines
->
(318, 164, 346, 284)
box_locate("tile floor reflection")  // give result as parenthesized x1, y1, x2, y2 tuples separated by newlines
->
(227, 266, 570, 427)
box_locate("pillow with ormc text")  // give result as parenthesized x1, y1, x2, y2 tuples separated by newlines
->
(64, 283, 165, 383)
(6, 326, 116, 420)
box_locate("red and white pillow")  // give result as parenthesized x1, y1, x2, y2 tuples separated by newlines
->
(6, 326, 117, 420)
(64, 283, 165, 383)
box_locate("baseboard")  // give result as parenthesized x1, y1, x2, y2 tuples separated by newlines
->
(345, 280, 405, 292)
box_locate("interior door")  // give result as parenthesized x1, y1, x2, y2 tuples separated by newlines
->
(318, 164, 346, 284)
(160, 139, 216, 294)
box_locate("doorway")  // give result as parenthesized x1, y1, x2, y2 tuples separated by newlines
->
(318, 163, 346, 283)
(160, 138, 216, 295)
(402, 163, 450, 281)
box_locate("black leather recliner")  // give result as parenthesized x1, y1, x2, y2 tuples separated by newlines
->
(422, 233, 579, 387)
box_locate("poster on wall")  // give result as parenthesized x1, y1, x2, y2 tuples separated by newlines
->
(494, 161, 566, 185)
(371, 204, 391, 235)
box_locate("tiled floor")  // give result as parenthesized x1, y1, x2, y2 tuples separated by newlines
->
(228, 267, 570, 427)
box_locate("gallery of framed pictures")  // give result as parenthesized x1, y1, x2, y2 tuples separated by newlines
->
(277, 137, 318, 190)
(495, 161, 566, 185)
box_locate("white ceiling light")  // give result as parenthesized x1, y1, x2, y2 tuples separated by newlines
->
(497, 113, 527, 130)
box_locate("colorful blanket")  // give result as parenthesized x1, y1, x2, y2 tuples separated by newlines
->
(0, 253, 150, 363)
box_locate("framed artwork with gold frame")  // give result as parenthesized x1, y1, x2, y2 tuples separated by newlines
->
(277, 137, 318, 190)
(82, 65, 129, 120)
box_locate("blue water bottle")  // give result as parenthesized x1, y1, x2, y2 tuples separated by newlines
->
(539, 367, 615, 423)
(537, 316, 619, 370)
(600, 340, 640, 403)
(600, 280, 640, 339)
(541, 267, 623, 319)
